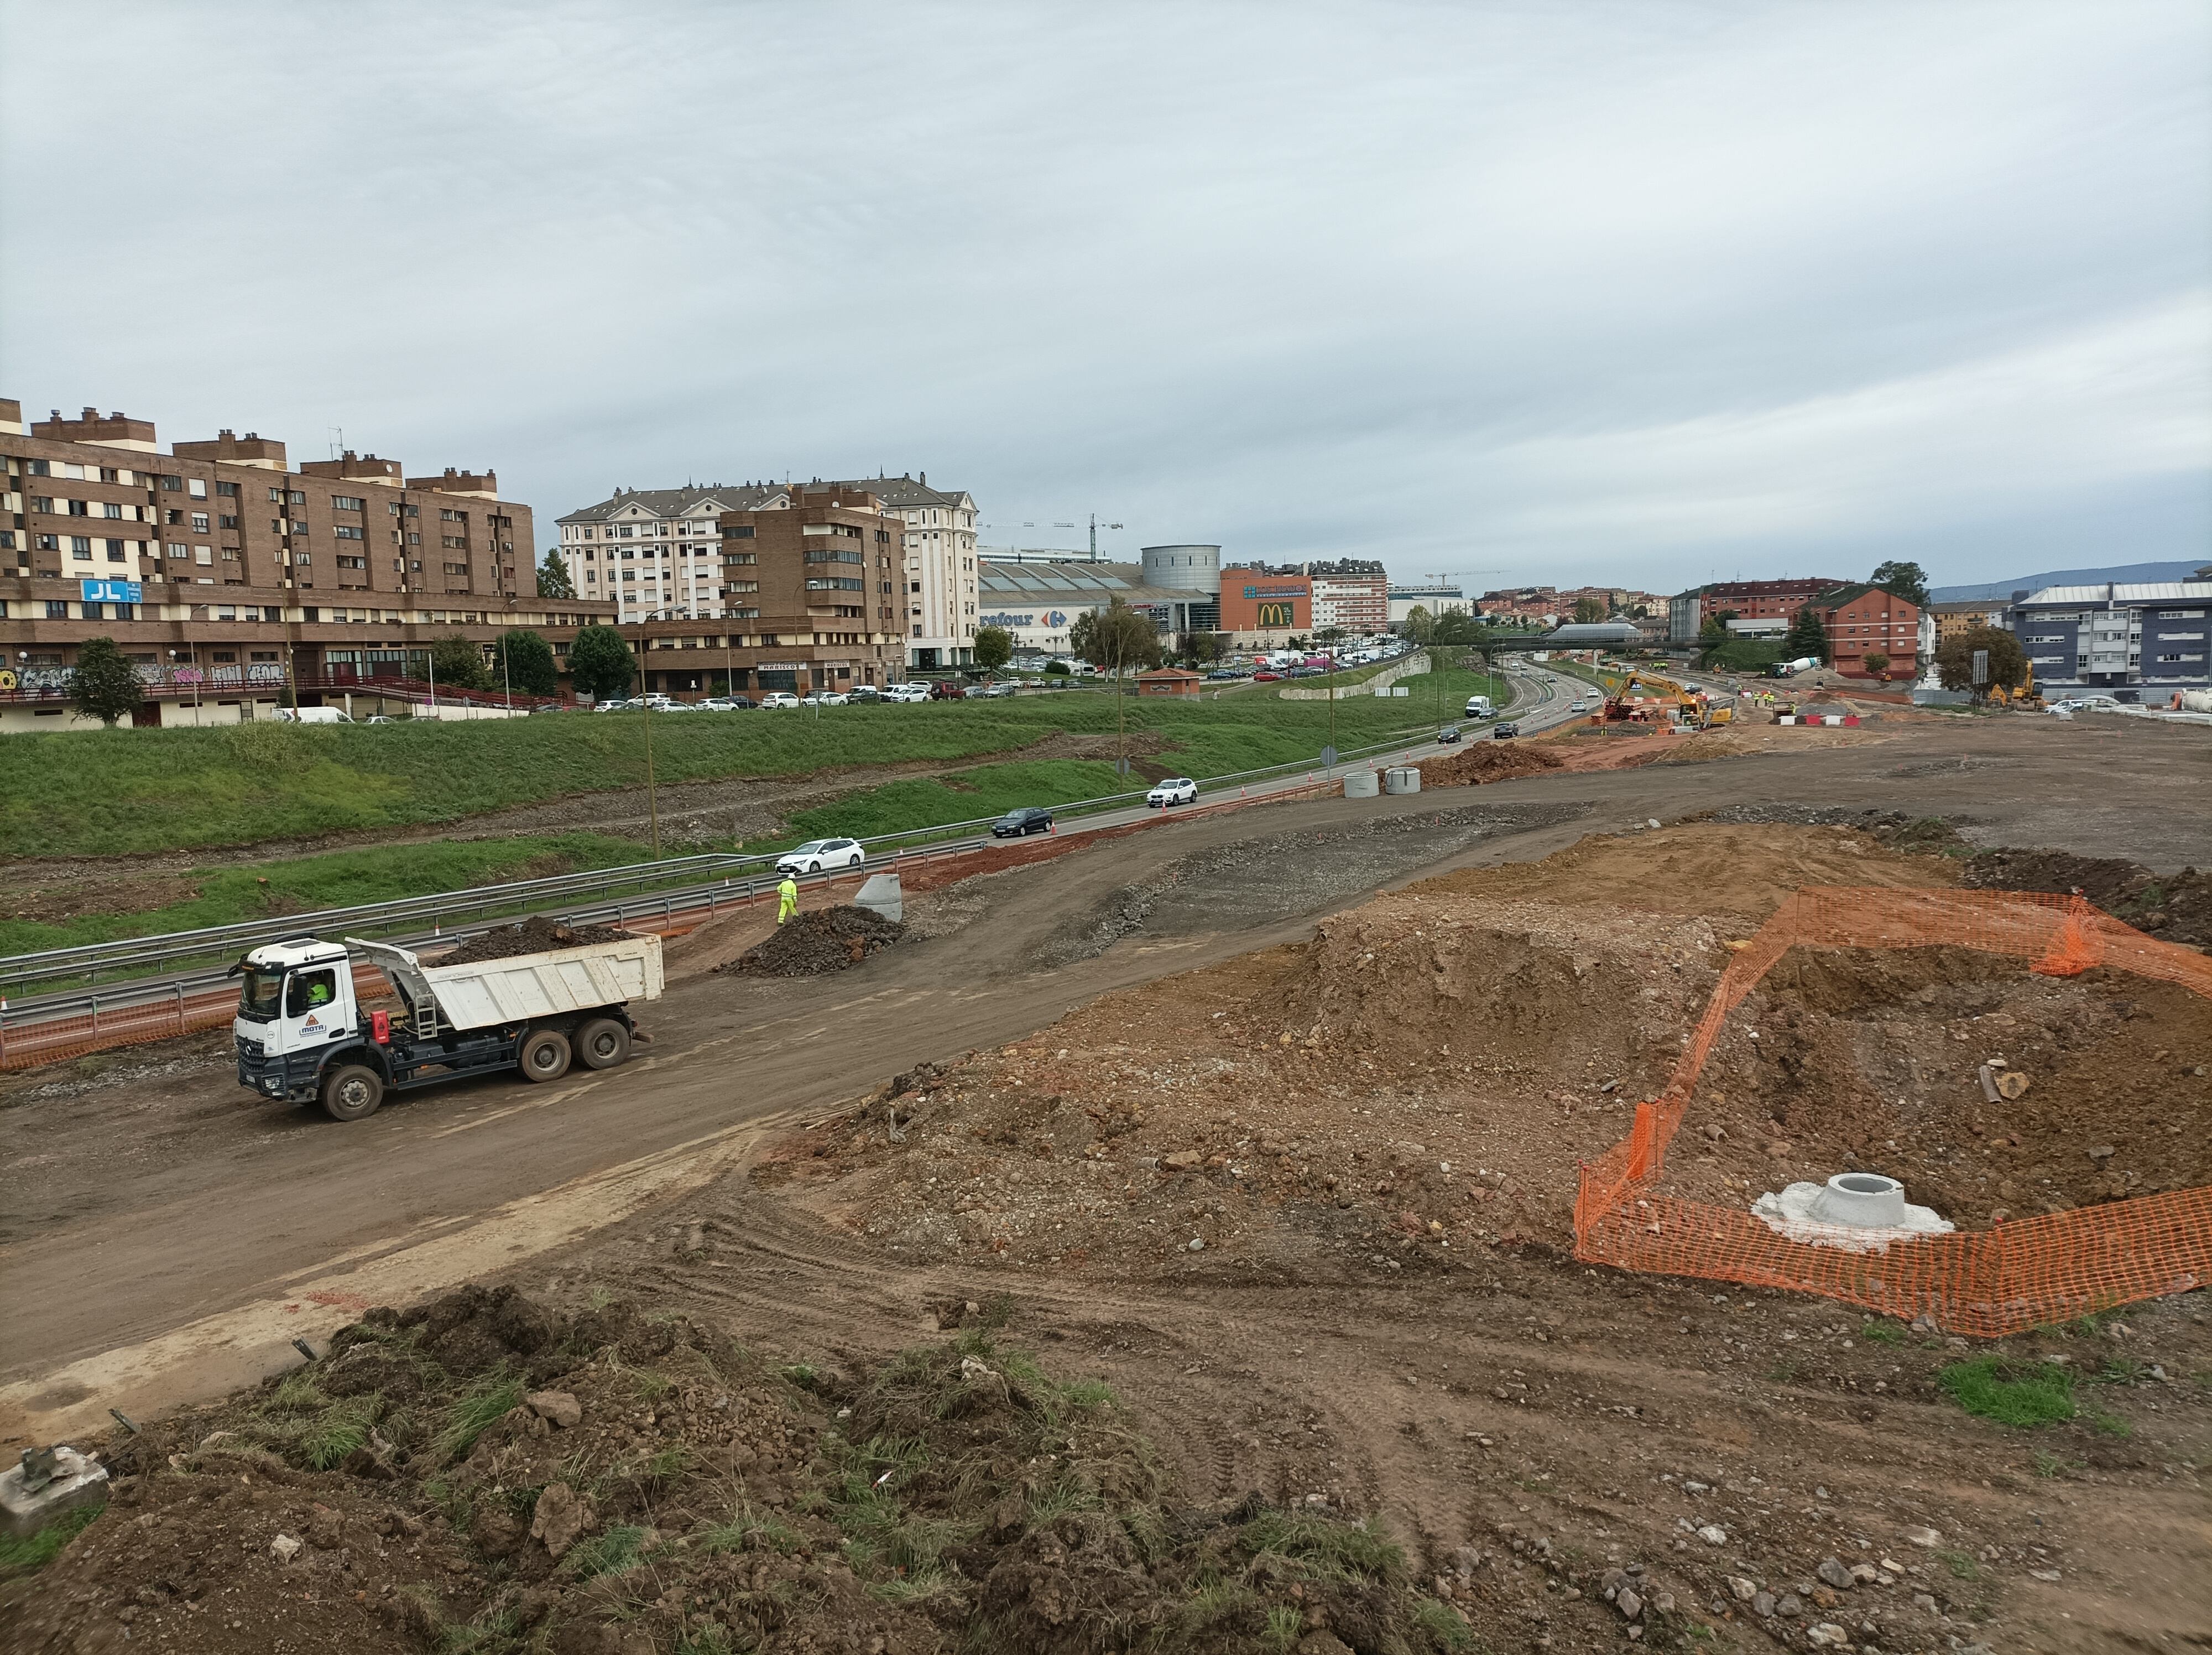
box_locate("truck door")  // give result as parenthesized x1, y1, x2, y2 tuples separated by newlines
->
(281, 965, 348, 1052)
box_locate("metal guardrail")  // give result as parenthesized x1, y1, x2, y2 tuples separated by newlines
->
(0, 724, 1452, 1003)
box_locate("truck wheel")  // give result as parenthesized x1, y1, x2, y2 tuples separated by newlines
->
(573, 1018, 630, 1070)
(321, 1064, 385, 1122)
(519, 1028, 572, 1082)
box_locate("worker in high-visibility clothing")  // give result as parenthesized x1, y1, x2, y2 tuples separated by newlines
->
(776, 873, 800, 926)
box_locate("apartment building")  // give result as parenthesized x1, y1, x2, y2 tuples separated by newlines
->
(631, 483, 904, 696)
(1, 397, 608, 731)
(1666, 577, 1846, 644)
(2006, 572, 2212, 693)
(1809, 584, 1922, 677)
(822, 475, 977, 670)
(555, 483, 789, 621)
(1303, 559, 1389, 634)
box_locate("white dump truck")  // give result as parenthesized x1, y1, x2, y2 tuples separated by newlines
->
(231, 929, 662, 1121)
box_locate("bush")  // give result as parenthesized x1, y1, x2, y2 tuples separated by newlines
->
(69, 636, 144, 727)
(1938, 1356, 2075, 1427)
(568, 626, 638, 701)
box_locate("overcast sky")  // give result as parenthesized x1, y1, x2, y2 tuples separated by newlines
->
(3, 2, 2206, 593)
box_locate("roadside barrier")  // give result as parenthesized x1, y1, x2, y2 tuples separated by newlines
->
(1573, 887, 2212, 1334)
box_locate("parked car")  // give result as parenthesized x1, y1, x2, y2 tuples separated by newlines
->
(817, 691, 851, 706)
(978, 681, 1016, 698)
(992, 806, 1055, 838)
(1146, 777, 1198, 807)
(928, 680, 966, 700)
(849, 685, 882, 702)
(1437, 725, 1462, 743)
(775, 837, 865, 875)
(1492, 722, 1521, 738)
(1252, 670, 1282, 682)
(758, 692, 801, 709)
(592, 699, 633, 714)
(364, 714, 397, 724)
(884, 684, 929, 703)
(1204, 669, 1239, 681)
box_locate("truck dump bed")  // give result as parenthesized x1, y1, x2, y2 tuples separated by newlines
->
(347, 933, 662, 1031)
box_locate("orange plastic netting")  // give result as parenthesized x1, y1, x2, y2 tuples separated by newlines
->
(1573, 887, 2212, 1334)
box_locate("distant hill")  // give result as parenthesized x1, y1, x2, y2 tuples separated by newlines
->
(1930, 560, 2210, 604)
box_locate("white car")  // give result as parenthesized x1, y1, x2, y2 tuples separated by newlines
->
(591, 699, 632, 714)
(758, 692, 802, 709)
(1146, 777, 1198, 807)
(776, 837, 865, 875)
(885, 684, 930, 703)
(816, 691, 851, 706)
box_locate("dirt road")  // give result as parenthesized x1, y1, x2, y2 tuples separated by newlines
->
(3, 712, 2206, 1446)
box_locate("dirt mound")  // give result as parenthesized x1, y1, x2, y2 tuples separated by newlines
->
(722, 905, 902, 976)
(1412, 820, 1956, 921)
(3, 1292, 1468, 1655)
(1656, 946, 2212, 1227)
(435, 915, 633, 965)
(1416, 741, 1566, 787)
(1964, 847, 2212, 951)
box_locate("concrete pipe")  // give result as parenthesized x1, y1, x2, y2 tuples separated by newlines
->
(1813, 1172, 1907, 1228)
(1342, 769, 1381, 798)
(1381, 767, 1423, 794)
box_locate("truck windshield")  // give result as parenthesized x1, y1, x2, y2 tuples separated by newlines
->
(239, 969, 283, 1022)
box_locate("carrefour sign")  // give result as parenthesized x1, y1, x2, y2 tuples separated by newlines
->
(980, 610, 1067, 628)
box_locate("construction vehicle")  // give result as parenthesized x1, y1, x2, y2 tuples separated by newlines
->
(1597, 669, 1734, 730)
(1986, 662, 2044, 710)
(231, 929, 661, 1121)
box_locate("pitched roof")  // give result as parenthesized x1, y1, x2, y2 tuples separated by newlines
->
(821, 475, 972, 509)
(557, 483, 787, 525)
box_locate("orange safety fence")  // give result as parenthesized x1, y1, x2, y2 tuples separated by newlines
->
(1574, 887, 2212, 1335)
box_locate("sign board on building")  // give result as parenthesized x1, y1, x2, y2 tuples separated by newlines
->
(1218, 569, 1312, 633)
(81, 579, 144, 605)
(1971, 649, 1989, 686)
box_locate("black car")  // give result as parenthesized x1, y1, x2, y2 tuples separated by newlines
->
(1437, 725, 1462, 743)
(1493, 722, 1521, 738)
(992, 806, 1055, 838)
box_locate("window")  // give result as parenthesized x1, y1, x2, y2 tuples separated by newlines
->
(723, 579, 760, 594)
(334, 525, 364, 540)
(440, 508, 466, 522)
(806, 577, 865, 592)
(45, 600, 68, 619)
(102, 501, 124, 519)
(294, 553, 312, 566)
(107, 539, 127, 562)
(71, 537, 93, 559)
(335, 555, 367, 570)
(27, 458, 50, 476)
(67, 498, 89, 516)
(219, 514, 239, 530)
(168, 543, 187, 559)
(722, 550, 756, 565)
(442, 561, 469, 575)
(189, 478, 207, 498)
(196, 546, 213, 565)
(723, 524, 755, 539)
(441, 535, 465, 549)
(288, 490, 306, 506)
(28, 496, 53, 513)
(222, 548, 242, 563)
(34, 533, 57, 551)
(285, 969, 338, 1018)
(406, 532, 421, 545)
(217, 481, 239, 497)
(191, 513, 210, 533)
(331, 496, 366, 512)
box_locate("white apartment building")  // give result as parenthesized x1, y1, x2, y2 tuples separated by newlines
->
(555, 484, 788, 621)
(825, 475, 978, 670)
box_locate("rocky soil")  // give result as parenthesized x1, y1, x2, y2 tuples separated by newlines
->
(724, 907, 905, 977)
(435, 918, 635, 966)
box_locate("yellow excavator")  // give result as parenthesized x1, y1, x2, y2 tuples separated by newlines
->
(1598, 670, 1734, 730)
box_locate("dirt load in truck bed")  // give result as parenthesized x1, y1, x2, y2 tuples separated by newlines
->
(431, 916, 635, 966)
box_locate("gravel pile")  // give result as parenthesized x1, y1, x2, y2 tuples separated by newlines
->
(434, 916, 633, 965)
(723, 905, 904, 976)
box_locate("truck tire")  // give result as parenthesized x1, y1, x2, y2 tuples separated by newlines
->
(321, 1063, 385, 1122)
(573, 1017, 630, 1070)
(519, 1027, 572, 1082)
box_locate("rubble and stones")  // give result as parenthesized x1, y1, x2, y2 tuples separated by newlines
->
(434, 915, 633, 965)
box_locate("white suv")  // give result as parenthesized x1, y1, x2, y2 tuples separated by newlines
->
(1146, 778, 1198, 807)
(758, 692, 802, 710)
(776, 838, 866, 875)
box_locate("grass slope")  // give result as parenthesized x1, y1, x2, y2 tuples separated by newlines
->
(1, 833, 650, 957)
(6, 669, 1509, 861)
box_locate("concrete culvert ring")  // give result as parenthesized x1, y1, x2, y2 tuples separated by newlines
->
(1820, 1172, 1906, 1227)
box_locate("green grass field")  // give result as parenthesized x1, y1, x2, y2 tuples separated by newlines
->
(4, 667, 1509, 861)
(2, 833, 655, 957)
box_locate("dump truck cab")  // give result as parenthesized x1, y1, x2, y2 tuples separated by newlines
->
(234, 937, 361, 1102)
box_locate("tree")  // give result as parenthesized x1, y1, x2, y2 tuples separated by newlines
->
(1573, 595, 1608, 625)
(494, 628, 561, 696)
(1934, 626, 2027, 705)
(972, 625, 1014, 675)
(1069, 599, 1161, 676)
(1783, 605, 1832, 664)
(1402, 605, 1434, 644)
(568, 624, 638, 701)
(1191, 631, 1228, 664)
(1315, 626, 1346, 647)
(69, 636, 143, 728)
(1869, 560, 1929, 610)
(1044, 659, 1071, 676)
(537, 549, 577, 600)
(430, 633, 490, 690)
(1861, 650, 1891, 681)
